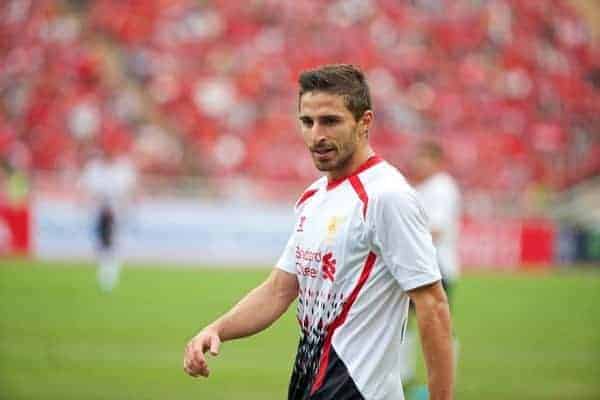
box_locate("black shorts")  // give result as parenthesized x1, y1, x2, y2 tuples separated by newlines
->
(95, 206, 115, 250)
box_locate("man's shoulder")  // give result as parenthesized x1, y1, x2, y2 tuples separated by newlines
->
(361, 161, 415, 199)
(294, 176, 327, 211)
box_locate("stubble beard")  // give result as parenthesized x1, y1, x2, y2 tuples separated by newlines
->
(312, 141, 356, 173)
(310, 124, 361, 173)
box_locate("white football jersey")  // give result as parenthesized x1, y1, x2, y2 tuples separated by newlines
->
(277, 156, 441, 400)
(415, 172, 461, 282)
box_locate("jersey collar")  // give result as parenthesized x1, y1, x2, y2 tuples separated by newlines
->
(326, 155, 383, 191)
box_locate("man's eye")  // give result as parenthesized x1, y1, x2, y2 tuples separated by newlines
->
(322, 118, 339, 125)
(301, 119, 313, 127)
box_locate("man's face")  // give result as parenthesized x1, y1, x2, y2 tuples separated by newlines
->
(298, 91, 365, 173)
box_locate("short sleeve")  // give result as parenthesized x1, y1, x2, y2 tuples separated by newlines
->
(370, 189, 441, 291)
(276, 229, 297, 274)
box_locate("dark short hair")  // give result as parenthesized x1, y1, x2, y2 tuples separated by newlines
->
(298, 64, 372, 121)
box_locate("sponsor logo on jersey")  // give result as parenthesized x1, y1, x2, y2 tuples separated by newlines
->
(295, 246, 336, 282)
(295, 246, 322, 278)
(321, 252, 336, 281)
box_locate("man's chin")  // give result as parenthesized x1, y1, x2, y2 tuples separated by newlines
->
(313, 159, 336, 172)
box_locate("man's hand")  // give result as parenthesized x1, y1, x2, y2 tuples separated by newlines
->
(183, 327, 221, 377)
(182, 269, 298, 378)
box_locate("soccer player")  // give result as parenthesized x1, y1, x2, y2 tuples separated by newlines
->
(413, 141, 461, 306)
(183, 64, 454, 400)
(80, 148, 137, 292)
(400, 141, 462, 396)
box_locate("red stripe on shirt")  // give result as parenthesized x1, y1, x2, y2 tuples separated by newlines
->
(349, 175, 368, 218)
(295, 189, 318, 209)
(310, 251, 377, 395)
(327, 155, 383, 191)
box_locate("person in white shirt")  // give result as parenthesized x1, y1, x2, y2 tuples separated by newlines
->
(183, 64, 454, 400)
(399, 141, 461, 397)
(80, 149, 137, 292)
(413, 141, 461, 298)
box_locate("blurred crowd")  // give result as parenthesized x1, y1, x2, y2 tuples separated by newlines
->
(1, 0, 599, 202)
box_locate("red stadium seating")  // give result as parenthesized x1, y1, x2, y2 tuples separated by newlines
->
(1, 0, 598, 196)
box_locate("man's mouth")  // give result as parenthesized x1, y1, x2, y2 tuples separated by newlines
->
(312, 147, 336, 160)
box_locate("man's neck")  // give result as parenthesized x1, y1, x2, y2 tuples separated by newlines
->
(328, 146, 375, 181)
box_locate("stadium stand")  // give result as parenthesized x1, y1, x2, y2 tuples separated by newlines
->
(1, 0, 599, 207)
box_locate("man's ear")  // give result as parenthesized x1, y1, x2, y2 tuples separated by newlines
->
(360, 110, 374, 138)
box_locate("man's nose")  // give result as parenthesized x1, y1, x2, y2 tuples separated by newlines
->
(311, 135, 329, 148)
(309, 123, 328, 142)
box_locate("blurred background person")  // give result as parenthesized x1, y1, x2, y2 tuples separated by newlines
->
(413, 141, 461, 304)
(400, 140, 461, 399)
(80, 147, 137, 292)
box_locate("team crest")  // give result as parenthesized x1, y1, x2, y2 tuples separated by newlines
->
(325, 216, 346, 243)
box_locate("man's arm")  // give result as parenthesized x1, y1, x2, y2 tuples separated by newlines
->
(183, 268, 298, 378)
(408, 281, 454, 400)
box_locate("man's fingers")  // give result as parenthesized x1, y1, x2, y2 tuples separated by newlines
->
(192, 344, 210, 373)
(184, 356, 210, 378)
(183, 331, 221, 378)
(199, 366, 210, 377)
(183, 341, 203, 377)
(209, 335, 221, 356)
(190, 355, 210, 377)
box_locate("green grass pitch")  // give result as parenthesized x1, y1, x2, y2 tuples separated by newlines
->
(1, 258, 599, 400)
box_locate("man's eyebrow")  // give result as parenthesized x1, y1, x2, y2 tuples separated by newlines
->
(300, 112, 344, 118)
(319, 114, 342, 119)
